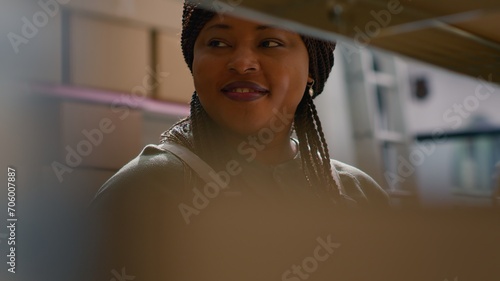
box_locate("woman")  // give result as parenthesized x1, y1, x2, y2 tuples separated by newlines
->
(89, 1, 389, 280)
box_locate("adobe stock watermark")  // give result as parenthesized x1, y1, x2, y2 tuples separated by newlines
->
(385, 74, 496, 187)
(51, 66, 170, 183)
(384, 128, 447, 187)
(7, 0, 71, 54)
(178, 106, 294, 224)
(281, 234, 341, 281)
(109, 267, 135, 281)
(339, 0, 403, 62)
(443, 74, 496, 129)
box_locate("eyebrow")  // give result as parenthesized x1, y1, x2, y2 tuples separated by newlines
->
(205, 23, 278, 31)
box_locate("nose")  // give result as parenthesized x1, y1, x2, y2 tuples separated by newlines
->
(227, 45, 260, 74)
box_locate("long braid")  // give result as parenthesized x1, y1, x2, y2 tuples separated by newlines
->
(308, 96, 340, 198)
(160, 92, 209, 158)
(190, 92, 220, 166)
(190, 92, 206, 156)
(303, 106, 324, 186)
(294, 90, 341, 201)
(294, 95, 321, 191)
(305, 95, 329, 179)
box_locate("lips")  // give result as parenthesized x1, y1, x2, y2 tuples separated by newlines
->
(221, 81, 269, 102)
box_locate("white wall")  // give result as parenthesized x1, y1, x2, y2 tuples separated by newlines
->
(401, 59, 500, 206)
(315, 48, 357, 166)
(403, 60, 500, 133)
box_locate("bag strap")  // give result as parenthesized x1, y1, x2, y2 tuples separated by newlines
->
(331, 166, 350, 198)
(160, 142, 356, 204)
(160, 142, 217, 185)
(330, 159, 358, 206)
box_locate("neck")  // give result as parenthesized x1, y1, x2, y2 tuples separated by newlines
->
(220, 128, 297, 166)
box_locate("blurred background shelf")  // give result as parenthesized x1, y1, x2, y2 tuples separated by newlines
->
(218, 0, 500, 85)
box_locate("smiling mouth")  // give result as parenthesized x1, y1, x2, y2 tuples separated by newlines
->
(228, 88, 266, 93)
(221, 82, 269, 102)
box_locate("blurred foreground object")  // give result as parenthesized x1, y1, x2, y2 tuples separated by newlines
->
(198, 0, 500, 84)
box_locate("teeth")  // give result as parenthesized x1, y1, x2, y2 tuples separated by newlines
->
(234, 88, 252, 93)
(225, 87, 267, 93)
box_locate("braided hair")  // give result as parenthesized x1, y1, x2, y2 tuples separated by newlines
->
(162, 1, 340, 201)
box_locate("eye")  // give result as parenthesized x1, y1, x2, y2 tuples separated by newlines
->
(260, 40, 283, 48)
(208, 39, 229, 47)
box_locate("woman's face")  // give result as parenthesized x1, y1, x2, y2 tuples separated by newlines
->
(192, 15, 310, 137)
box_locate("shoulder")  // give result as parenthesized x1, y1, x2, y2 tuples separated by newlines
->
(92, 144, 189, 204)
(330, 159, 391, 208)
(87, 144, 190, 278)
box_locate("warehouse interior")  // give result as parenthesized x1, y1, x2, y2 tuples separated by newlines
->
(0, 0, 499, 280)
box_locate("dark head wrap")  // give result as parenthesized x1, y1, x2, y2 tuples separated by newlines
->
(181, 1, 336, 98)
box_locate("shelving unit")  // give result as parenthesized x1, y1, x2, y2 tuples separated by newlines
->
(415, 127, 500, 206)
(342, 46, 418, 205)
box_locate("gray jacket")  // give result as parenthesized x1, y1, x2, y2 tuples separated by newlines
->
(88, 139, 390, 280)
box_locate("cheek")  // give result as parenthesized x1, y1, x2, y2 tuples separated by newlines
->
(192, 55, 222, 118)
(294, 53, 310, 87)
(192, 55, 215, 94)
(294, 53, 310, 90)
(280, 57, 309, 103)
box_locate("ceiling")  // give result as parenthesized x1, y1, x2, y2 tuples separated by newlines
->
(197, 0, 500, 84)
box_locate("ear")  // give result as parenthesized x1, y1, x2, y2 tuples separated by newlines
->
(307, 76, 314, 84)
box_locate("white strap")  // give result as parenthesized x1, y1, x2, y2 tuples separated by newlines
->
(161, 142, 353, 203)
(331, 166, 346, 196)
(160, 142, 217, 185)
(330, 159, 357, 205)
